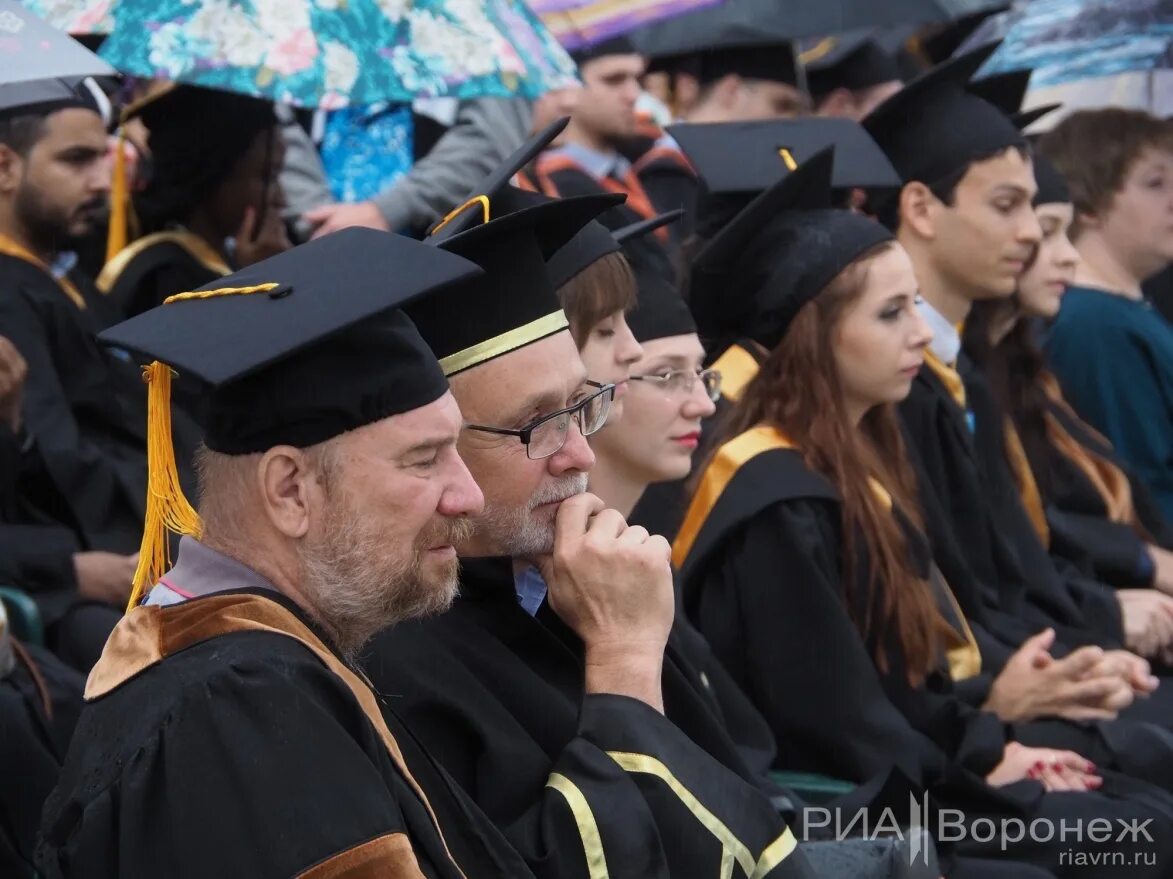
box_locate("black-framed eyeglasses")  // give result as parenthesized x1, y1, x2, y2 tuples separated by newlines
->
(464, 381, 616, 460)
(629, 368, 722, 403)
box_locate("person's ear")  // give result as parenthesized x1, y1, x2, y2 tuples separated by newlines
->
(257, 446, 317, 539)
(0, 144, 25, 196)
(900, 181, 940, 241)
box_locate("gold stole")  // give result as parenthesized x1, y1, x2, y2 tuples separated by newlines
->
(87, 592, 469, 879)
(922, 349, 966, 410)
(1004, 420, 1051, 548)
(96, 229, 231, 294)
(0, 234, 86, 309)
(1039, 373, 1137, 527)
(673, 425, 981, 680)
(710, 343, 763, 404)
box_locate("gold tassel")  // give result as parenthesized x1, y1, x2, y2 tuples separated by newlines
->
(127, 362, 203, 611)
(106, 126, 130, 265)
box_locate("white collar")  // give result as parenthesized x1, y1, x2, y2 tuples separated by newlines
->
(917, 298, 962, 365)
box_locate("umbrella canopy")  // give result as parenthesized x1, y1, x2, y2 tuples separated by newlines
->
(18, 0, 113, 34)
(631, 0, 1005, 57)
(533, 0, 722, 51)
(97, 0, 579, 108)
(1, 0, 114, 84)
(968, 0, 1173, 89)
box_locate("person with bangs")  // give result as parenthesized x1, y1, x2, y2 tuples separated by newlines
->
(963, 155, 1173, 626)
(1038, 109, 1173, 522)
(863, 49, 1173, 676)
(675, 150, 1173, 879)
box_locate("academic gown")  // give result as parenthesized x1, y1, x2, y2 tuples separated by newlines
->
(1035, 397, 1172, 589)
(0, 253, 201, 558)
(675, 436, 1173, 878)
(37, 589, 538, 879)
(897, 356, 1124, 656)
(0, 642, 84, 878)
(96, 230, 230, 319)
(363, 558, 812, 879)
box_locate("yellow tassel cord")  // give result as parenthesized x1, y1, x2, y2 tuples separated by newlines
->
(105, 127, 130, 265)
(430, 194, 491, 236)
(127, 281, 280, 610)
(128, 362, 204, 610)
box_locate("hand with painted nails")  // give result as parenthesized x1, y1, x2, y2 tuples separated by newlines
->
(986, 742, 1101, 792)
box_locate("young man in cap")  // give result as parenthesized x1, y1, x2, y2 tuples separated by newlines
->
(363, 174, 813, 877)
(0, 78, 172, 666)
(38, 229, 546, 878)
(863, 51, 1173, 700)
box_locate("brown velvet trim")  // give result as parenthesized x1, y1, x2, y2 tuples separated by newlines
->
(85, 593, 467, 879)
(295, 832, 426, 879)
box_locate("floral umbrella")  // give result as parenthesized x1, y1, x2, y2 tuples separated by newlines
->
(531, 0, 723, 51)
(19, 0, 112, 33)
(95, 0, 579, 109)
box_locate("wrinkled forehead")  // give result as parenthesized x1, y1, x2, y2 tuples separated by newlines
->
(451, 331, 587, 421)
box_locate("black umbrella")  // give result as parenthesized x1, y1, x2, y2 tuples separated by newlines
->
(631, 0, 1006, 59)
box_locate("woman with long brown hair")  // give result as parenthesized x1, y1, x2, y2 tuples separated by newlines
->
(963, 156, 1173, 616)
(674, 151, 1173, 879)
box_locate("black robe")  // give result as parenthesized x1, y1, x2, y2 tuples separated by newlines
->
(1035, 398, 1173, 589)
(363, 558, 813, 879)
(898, 357, 1124, 658)
(0, 642, 84, 877)
(96, 230, 229, 319)
(676, 435, 1173, 877)
(0, 253, 201, 558)
(37, 590, 538, 879)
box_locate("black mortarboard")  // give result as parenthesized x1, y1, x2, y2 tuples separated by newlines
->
(621, 213, 695, 343)
(413, 188, 624, 375)
(694, 41, 802, 88)
(804, 33, 903, 99)
(0, 77, 101, 120)
(670, 117, 901, 195)
(968, 69, 1059, 130)
(689, 148, 893, 350)
(547, 220, 621, 290)
(863, 44, 1025, 187)
(429, 117, 570, 240)
(1032, 152, 1070, 206)
(99, 227, 482, 606)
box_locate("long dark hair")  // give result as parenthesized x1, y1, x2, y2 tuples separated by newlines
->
(962, 303, 1059, 496)
(706, 241, 945, 684)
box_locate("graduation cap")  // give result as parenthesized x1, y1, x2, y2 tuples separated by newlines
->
(547, 206, 683, 293)
(1032, 152, 1070, 206)
(99, 227, 482, 607)
(969, 69, 1060, 131)
(693, 40, 803, 88)
(413, 188, 623, 376)
(0, 76, 103, 121)
(670, 117, 901, 196)
(616, 211, 695, 342)
(863, 44, 1025, 188)
(0, 0, 115, 87)
(429, 116, 570, 241)
(803, 32, 903, 100)
(689, 148, 893, 350)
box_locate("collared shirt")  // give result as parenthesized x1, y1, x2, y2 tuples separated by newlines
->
(512, 564, 548, 616)
(917, 297, 962, 365)
(546, 142, 632, 181)
(142, 536, 279, 607)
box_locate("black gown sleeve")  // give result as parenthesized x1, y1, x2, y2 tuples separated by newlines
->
(0, 282, 145, 554)
(686, 499, 1007, 789)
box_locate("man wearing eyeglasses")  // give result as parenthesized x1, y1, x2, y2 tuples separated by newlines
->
(364, 186, 814, 879)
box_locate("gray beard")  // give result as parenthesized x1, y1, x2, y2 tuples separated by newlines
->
(473, 473, 588, 558)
